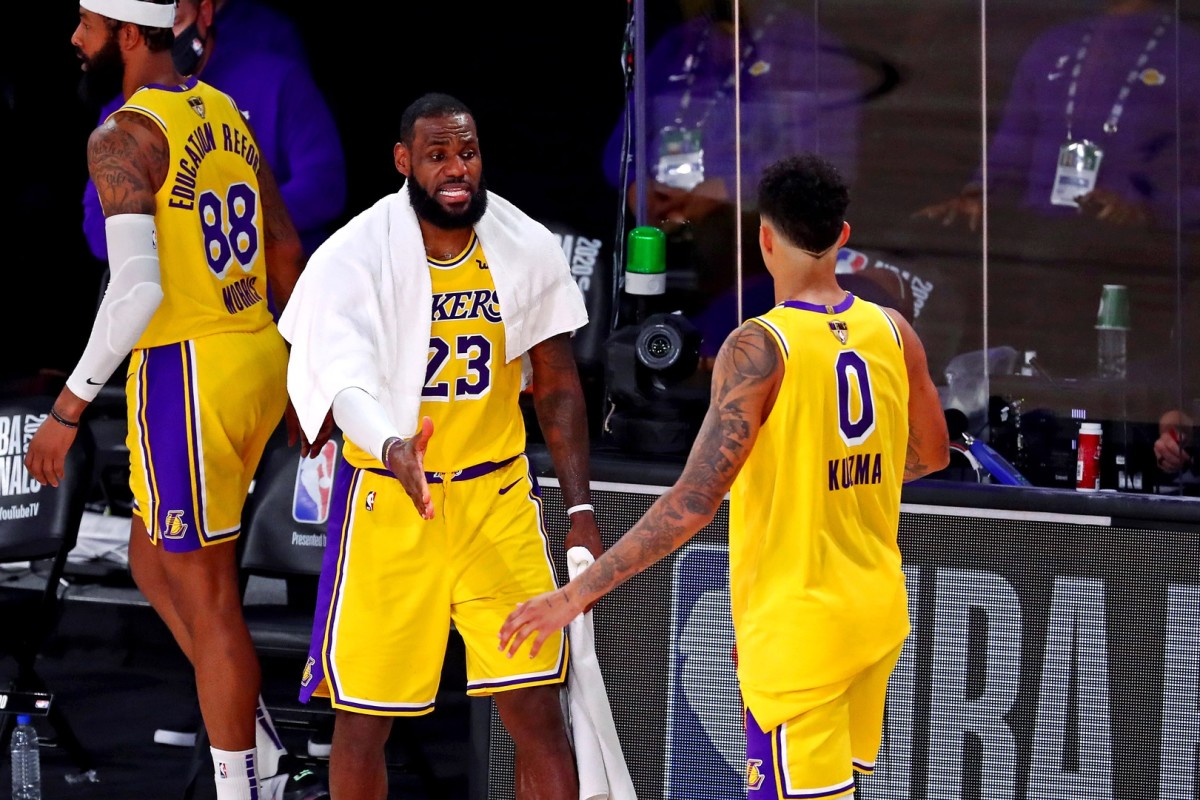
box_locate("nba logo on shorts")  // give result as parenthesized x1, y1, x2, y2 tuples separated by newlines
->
(293, 440, 338, 525)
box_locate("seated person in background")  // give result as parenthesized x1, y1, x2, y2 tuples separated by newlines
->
(1154, 409, 1193, 474)
(911, 0, 1200, 379)
(914, 0, 1200, 233)
(602, 0, 865, 317)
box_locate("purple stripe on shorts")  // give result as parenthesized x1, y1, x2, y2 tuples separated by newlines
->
(182, 342, 208, 536)
(299, 457, 356, 705)
(468, 633, 567, 693)
(745, 707, 857, 798)
(143, 344, 204, 552)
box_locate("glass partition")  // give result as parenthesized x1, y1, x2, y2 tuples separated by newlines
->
(604, 0, 1196, 498)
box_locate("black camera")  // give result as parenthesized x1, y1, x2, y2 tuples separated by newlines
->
(602, 312, 708, 455)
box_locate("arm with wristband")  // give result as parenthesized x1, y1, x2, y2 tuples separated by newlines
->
(526, 333, 603, 569)
(25, 113, 166, 489)
(332, 387, 435, 520)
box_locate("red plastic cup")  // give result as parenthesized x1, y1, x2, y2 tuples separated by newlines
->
(1076, 422, 1103, 492)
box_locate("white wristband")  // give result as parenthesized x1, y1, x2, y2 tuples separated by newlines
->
(566, 503, 595, 517)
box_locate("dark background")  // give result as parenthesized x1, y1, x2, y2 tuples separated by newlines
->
(1, 1, 663, 384)
(8, 1, 1198, 428)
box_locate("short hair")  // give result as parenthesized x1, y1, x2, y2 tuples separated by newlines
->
(399, 93, 475, 146)
(757, 154, 850, 254)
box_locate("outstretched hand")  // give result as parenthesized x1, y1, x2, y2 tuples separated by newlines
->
(498, 587, 584, 658)
(385, 415, 436, 519)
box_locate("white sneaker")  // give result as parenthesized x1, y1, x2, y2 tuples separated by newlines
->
(306, 720, 332, 759)
(259, 772, 289, 800)
(153, 727, 198, 748)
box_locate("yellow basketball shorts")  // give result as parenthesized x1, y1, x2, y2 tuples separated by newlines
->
(125, 327, 288, 552)
(299, 454, 567, 715)
(744, 643, 904, 798)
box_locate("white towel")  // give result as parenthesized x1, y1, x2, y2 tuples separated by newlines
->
(566, 546, 638, 800)
(277, 187, 589, 443)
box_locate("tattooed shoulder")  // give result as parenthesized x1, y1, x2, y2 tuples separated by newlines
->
(718, 321, 781, 384)
(88, 113, 164, 216)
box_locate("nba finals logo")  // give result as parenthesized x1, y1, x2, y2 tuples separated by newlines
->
(829, 320, 849, 345)
(293, 440, 338, 524)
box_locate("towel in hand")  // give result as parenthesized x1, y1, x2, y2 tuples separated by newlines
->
(566, 546, 638, 800)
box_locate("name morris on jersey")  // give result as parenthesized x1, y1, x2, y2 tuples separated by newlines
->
(222, 276, 264, 315)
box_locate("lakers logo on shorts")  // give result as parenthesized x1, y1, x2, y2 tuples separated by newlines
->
(163, 510, 189, 539)
(301, 657, 315, 687)
(747, 758, 766, 790)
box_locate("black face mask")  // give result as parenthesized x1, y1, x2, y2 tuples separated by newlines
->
(172, 21, 207, 75)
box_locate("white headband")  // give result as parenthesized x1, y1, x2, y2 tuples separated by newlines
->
(80, 0, 176, 28)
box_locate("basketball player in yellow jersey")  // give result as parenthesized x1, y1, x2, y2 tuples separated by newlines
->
(25, 3, 315, 798)
(279, 93, 601, 799)
(502, 153, 950, 798)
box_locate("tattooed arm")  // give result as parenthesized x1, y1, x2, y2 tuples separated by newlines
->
(24, 112, 168, 489)
(499, 320, 783, 657)
(883, 308, 950, 481)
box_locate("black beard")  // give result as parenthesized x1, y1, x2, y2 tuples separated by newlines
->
(77, 37, 125, 107)
(406, 174, 488, 230)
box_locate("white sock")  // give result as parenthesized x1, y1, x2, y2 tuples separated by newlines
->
(211, 746, 258, 800)
(256, 695, 288, 779)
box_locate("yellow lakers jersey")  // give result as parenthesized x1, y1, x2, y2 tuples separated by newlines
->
(343, 234, 526, 472)
(730, 293, 910, 722)
(113, 78, 275, 348)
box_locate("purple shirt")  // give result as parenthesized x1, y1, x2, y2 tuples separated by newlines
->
(979, 10, 1200, 228)
(602, 5, 862, 201)
(210, 0, 308, 64)
(82, 5, 345, 261)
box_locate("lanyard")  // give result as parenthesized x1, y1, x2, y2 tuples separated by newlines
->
(1064, 13, 1169, 140)
(672, 13, 775, 129)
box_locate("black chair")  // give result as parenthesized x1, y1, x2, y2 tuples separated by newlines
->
(0, 394, 97, 778)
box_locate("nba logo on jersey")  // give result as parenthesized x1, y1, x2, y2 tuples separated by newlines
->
(293, 440, 338, 525)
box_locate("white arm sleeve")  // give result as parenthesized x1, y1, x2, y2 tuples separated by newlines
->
(332, 387, 404, 463)
(66, 214, 164, 402)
